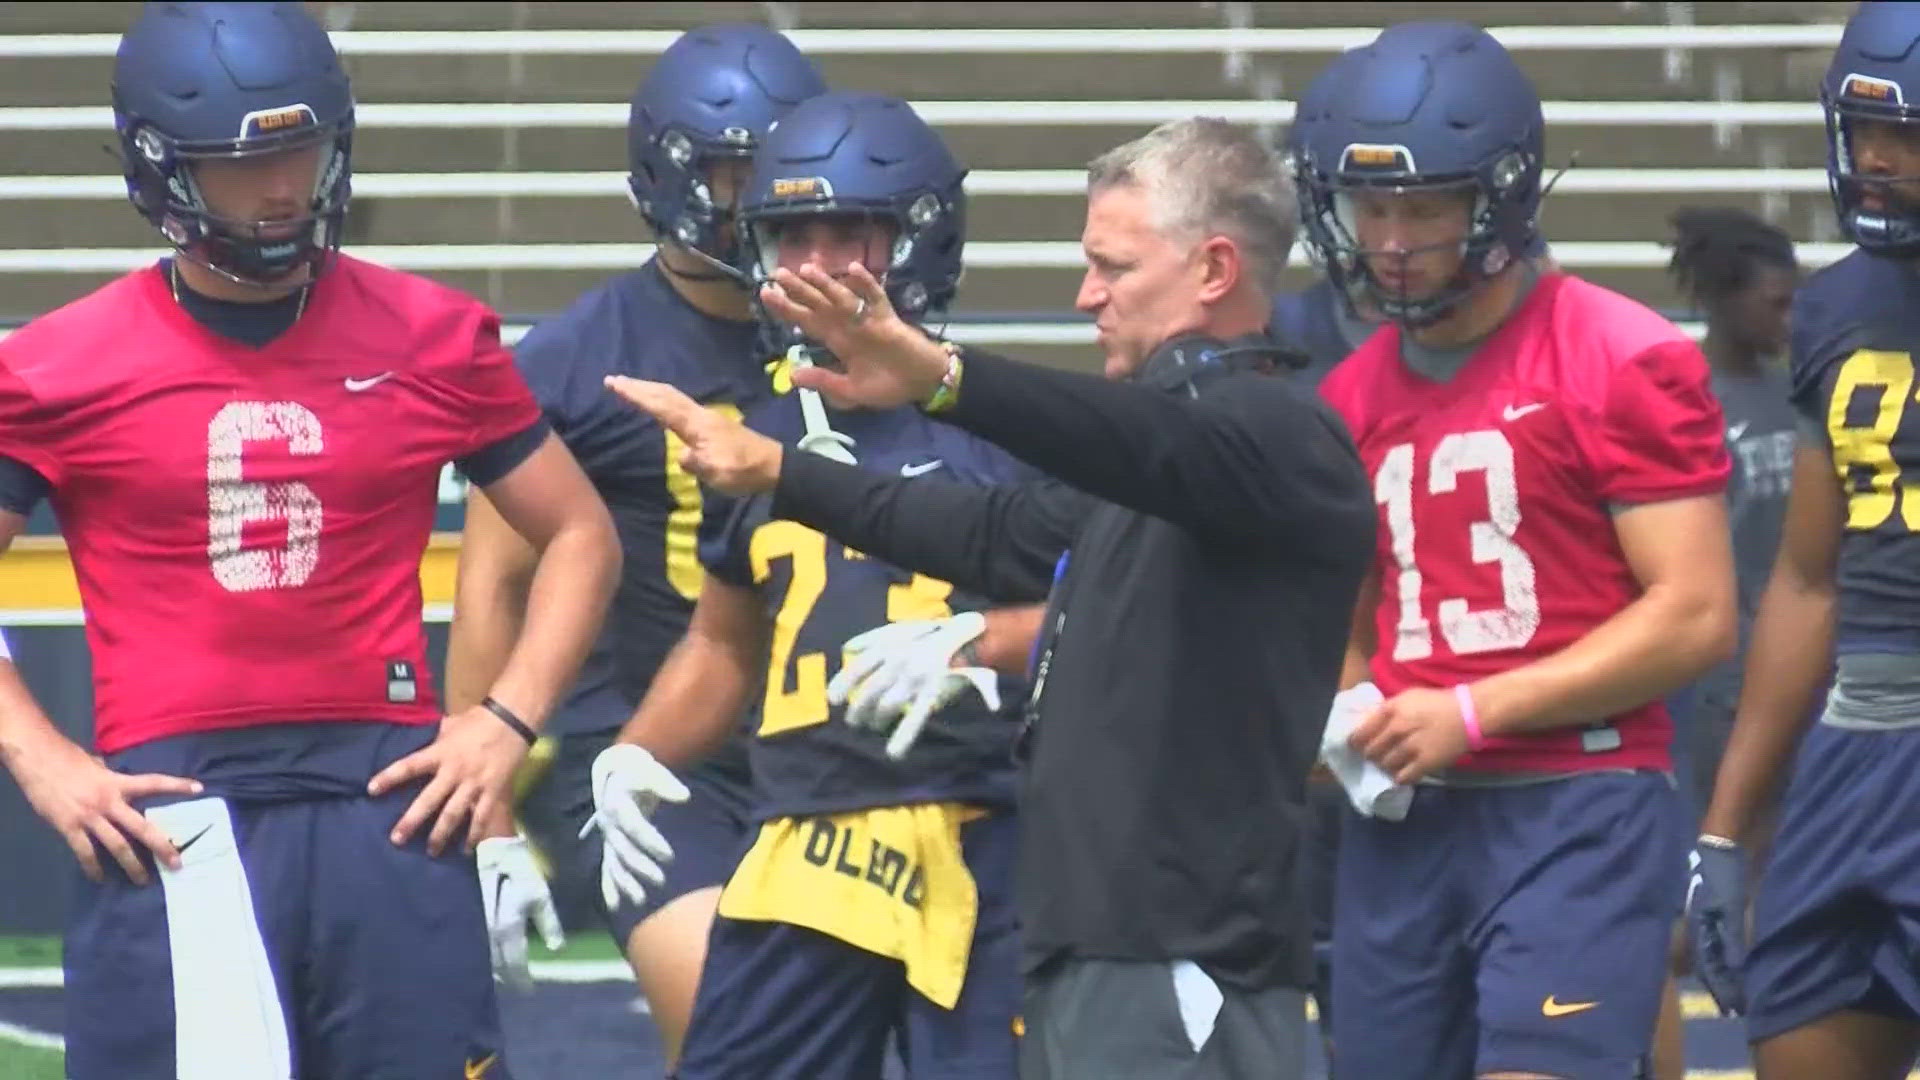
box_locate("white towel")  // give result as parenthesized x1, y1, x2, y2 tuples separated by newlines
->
(1319, 682, 1413, 821)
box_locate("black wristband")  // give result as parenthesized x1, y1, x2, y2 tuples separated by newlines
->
(481, 696, 538, 746)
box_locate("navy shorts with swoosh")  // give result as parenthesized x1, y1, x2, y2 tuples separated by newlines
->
(1332, 771, 1682, 1079)
(62, 722, 511, 1080)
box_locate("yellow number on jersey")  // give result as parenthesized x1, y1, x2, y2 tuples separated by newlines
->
(751, 521, 831, 735)
(1828, 349, 1920, 531)
(664, 402, 744, 601)
(749, 520, 955, 736)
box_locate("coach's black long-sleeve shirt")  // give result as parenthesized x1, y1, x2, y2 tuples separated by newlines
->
(772, 338, 1374, 991)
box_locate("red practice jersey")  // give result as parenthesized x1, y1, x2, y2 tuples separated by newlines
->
(1318, 273, 1729, 773)
(0, 256, 541, 753)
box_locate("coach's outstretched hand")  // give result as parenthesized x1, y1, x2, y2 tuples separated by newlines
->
(606, 376, 784, 496)
(14, 730, 202, 884)
(760, 262, 951, 411)
(369, 703, 531, 856)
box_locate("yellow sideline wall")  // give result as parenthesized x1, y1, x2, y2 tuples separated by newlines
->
(0, 534, 464, 620)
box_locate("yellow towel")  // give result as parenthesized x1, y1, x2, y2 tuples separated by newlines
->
(719, 802, 986, 1009)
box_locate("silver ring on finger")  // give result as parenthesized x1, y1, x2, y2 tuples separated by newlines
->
(852, 297, 869, 323)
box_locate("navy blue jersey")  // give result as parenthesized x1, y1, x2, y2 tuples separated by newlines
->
(1270, 278, 1372, 390)
(514, 259, 769, 739)
(698, 397, 1035, 819)
(1791, 249, 1920, 655)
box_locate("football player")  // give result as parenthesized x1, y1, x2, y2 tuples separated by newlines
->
(1690, 5, 1920, 1075)
(0, 5, 619, 1078)
(444, 23, 825, 1058)
(1656, 205, 1798, 1080)
(1303, 21, 1737, 1079)
(596, 90, 1040, 1079)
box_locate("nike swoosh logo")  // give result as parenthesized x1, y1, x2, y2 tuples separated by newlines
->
(900, 459, 945, 477)
(1502, 402, 1547, 422)
(344, 372, 395, 392)
(1727, 422, 1750, 442)
(1542, 996, 1600, 1018)
(465, 1053, 498, 1079)
(174, 823, 214, 855)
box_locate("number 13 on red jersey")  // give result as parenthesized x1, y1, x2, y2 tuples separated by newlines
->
(1374, 429, 1541, 662)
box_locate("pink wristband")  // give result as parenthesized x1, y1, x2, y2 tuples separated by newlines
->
(1454, 683, 1487, 751)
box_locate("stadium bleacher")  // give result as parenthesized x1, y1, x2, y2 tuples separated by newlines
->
(0, 0, 1860, 369)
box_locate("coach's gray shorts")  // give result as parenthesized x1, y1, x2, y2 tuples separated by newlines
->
(1018, 957, 1307, 1080)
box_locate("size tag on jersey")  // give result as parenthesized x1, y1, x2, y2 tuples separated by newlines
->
(386, 660, 418, 704)
(1581, 725, 1622, 753)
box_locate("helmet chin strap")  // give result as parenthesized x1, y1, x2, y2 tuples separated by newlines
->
(173, 236, 320, 296)
(785, 344, 859, 465)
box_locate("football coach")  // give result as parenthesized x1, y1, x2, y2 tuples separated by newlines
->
(611, 117, 1374, 1078)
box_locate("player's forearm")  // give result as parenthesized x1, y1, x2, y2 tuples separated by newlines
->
(1470, 582, 1735, 737)
(484, 516, 621, 730)
(1699, 581, 1834, 842)
(0, 659, 74, 782)
(1340, 643, 1373, 692)
(974, 605, 1045, 676)
(616, 636, 755, 771)
(1340, 573, 1380, 691)
(445, 550, 535, 715)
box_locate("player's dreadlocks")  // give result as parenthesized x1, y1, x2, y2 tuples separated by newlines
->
(1666, 206, 1798, 310)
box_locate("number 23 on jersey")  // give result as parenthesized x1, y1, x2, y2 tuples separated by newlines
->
(749, 520, 954, 735)
(1374, 429, 1542, 662)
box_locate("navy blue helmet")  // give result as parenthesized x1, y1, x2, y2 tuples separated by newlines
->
(1285, 49, 1360, 181)
(739, 91, 967, 351)
(1299, 21, 1544, 327)
(1287, 49, 1362, 276)
(1822, 2, 1920, 256)
(629, 24, 827, 282)
(112, 2, 354, 285)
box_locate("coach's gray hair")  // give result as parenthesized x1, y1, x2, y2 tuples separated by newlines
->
(1085, 117, 1297, 295)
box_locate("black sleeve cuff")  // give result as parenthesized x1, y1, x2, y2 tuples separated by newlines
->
(0, 454, 51, 516)
(458, 418, 552, 489)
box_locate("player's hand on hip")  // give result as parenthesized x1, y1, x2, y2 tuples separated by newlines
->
(761, 262, 949, 410)
(581, 743, 688, 912)
(476, 833, 566, 993)
(1686, 835, 1750, 1016)
(12, 731, 202, 884)
(604, 376, 784, 495)
(368, 703, 530, 856)
(828, 612, 1001, 760)
(1347, 686, 1472, 785)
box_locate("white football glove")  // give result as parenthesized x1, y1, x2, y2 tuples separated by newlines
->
(581, 743, 689, 912)
(828, 611, 1002, 760)
(475, 834, 566, 993)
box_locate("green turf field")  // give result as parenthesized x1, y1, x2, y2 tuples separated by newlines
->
(0, 936, 62, 1078)
(0, 932, 626, 1077)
